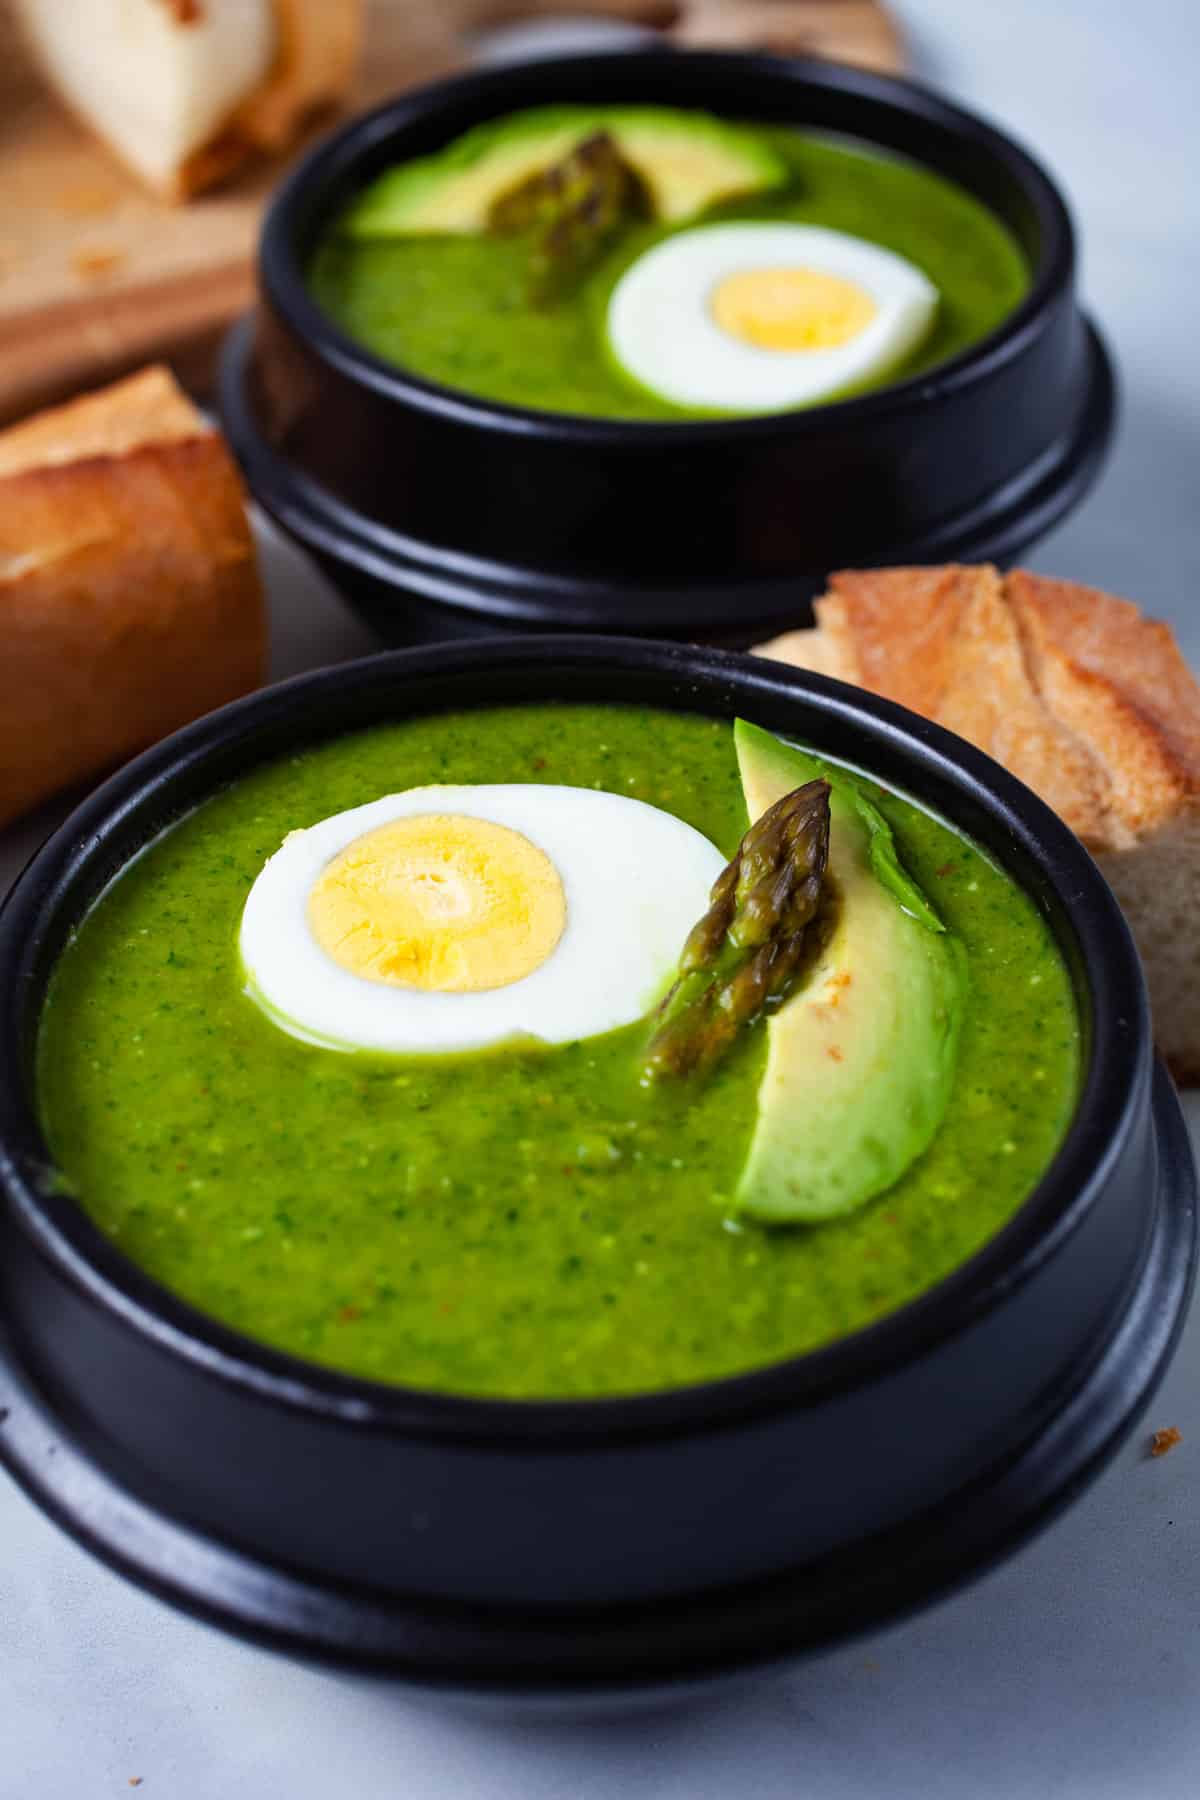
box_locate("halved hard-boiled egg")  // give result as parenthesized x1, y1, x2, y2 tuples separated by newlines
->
(240, 784, 725, 1054)
(607, 223, 938, 412)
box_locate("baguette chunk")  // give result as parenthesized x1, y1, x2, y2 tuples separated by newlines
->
(0, 366, 265, 828)
(14, 0, 360, 200)
(756, 566, 1200, 1082)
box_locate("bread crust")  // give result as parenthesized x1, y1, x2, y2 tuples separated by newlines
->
(753, 565, 1200, 1082)
(0, 365, 201, 475)
(821, 565, 985, 717)
(921, 565, 1112, 846)
(235, 0, 362, 152)
(0, 367, 264, 828)
(1005, 571, 1200, 839)
(172, 0, 362, 199)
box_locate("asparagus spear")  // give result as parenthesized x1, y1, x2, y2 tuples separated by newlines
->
(487, 130, 649, 304)
(643, 780, 832, 1082)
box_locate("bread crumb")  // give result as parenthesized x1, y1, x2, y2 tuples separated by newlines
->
(1149, 1426, 1182, 1458)
(72, 246, 126, 282)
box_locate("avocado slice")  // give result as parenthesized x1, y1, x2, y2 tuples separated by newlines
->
(343, 106, 787, 237)
(734, 720, 966, 1224)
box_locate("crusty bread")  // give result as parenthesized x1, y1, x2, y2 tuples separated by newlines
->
(232, 0, 362, 154)
(14, 0, 362, 201)
(755, 566, 1200, 1083)
(176, 0, 363, 200)
(0, 365, 265, 828)
(0, 361, 204, 475)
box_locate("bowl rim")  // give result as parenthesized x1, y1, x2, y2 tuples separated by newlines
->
(259, 47, 1078, 445)
(0, 637, 1150, 1447)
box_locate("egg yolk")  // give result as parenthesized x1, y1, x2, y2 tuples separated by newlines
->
(710, 266, 877, 352)
(307, 814, 566, 993)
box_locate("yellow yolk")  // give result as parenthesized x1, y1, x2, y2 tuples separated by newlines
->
(307, 814, 566, 993)
(709, 266, 877, 352)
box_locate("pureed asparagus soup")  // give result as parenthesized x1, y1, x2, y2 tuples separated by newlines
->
(308, 107, 1030, 420)
(37, 706, 1079, 1399)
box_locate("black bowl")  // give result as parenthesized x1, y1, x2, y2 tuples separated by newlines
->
(0, 638, 1192, 1704)
(220, 50, 1116, 648)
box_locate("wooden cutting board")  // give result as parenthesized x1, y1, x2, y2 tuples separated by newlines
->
(0, 0, 903, 427)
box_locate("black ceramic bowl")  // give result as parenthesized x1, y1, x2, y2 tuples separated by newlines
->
(220, 50, 1116, 647)
(0, 639, 1192, 1704)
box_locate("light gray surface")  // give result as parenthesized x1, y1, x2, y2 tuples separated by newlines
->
(4, 1, 1200, 1792)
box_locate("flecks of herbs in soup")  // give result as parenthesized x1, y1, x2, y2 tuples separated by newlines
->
(308, 127, 1029, 421)
(37, 707, 1079, 1398)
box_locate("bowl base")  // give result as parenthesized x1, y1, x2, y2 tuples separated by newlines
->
(220, 318, 1116, 648)
(1, 1063, 1192, 1707)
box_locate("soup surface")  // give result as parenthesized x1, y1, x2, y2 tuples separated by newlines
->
(37, 706, 1079, 1397)
(309, 119, 1029, 421)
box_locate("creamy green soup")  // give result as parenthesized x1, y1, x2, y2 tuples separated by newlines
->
(309, 125, 1029, 421)
(37, 707, 1079, 1398)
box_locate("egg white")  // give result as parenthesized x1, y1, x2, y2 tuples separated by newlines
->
(240, 784, 726, 1054)
(606, 222, 939, 412)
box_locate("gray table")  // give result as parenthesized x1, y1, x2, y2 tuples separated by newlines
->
(4, 2, 1199, 1791)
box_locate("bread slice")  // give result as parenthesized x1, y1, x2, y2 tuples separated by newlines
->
(0, 365, 265, 828)
(13, 0, 361, 201)
(755, 566, 1200, 1083)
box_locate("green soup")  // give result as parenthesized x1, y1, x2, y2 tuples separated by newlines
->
(309, 125, 1029, 421)
(37, 706, 1079, 1398)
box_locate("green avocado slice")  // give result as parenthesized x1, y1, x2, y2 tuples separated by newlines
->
(734, 720, 966, 1224)
(342, 105, 787, 237)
